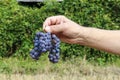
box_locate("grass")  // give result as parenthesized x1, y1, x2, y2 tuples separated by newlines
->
(0, 73, 120, 80)
(0, 56, 120, 80)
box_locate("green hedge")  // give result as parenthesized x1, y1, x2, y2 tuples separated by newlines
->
(0, 0, 120, 63)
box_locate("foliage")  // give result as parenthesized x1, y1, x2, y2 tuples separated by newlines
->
(0, 0, 120, 64)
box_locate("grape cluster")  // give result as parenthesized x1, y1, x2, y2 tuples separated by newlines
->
(30, 32, 60, 63)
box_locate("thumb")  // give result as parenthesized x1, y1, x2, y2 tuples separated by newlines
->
(44, 26, 51, 32)
(45, 24, 63, 33)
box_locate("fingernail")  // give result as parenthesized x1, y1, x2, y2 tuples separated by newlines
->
(43, 25, 45, 29)
(45, 26, 51, 32)
(43, 25, 46, 31)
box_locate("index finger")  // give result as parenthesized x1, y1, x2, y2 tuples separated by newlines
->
(43, 16, 66, 30)
(43, 16, 57, 29)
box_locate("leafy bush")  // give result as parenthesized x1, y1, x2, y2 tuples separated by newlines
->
(0, 0, 120, 64)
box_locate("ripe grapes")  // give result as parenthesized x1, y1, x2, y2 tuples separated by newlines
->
(30, 32, 60, 63)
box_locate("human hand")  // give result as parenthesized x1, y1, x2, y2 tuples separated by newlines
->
(43, 15, 85, 44)
(43, 16, 120, 54)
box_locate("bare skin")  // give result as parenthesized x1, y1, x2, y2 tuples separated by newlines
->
(43, 15, 120, 55)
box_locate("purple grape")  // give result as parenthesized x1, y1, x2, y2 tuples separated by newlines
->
(34, 43, 38, 47)
(53, 59, 59, 63)
(34, 47, 38, 51)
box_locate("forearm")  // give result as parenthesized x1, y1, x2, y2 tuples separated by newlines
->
(79, 27, 120, 55)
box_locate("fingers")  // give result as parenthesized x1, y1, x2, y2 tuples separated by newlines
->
(45, 23, 64, 33)
(43, 16, 59, 29)
(43, 15, 67, 30)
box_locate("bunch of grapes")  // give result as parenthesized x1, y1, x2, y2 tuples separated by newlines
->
(30, 32, 60, 63)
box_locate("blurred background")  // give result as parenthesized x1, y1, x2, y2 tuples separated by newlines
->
(0, 0, 120, 80)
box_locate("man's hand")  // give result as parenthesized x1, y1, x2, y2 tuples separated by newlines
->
(43, 15, 85, 44)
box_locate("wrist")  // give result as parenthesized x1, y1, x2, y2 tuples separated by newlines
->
(77, 26, 92, 45)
